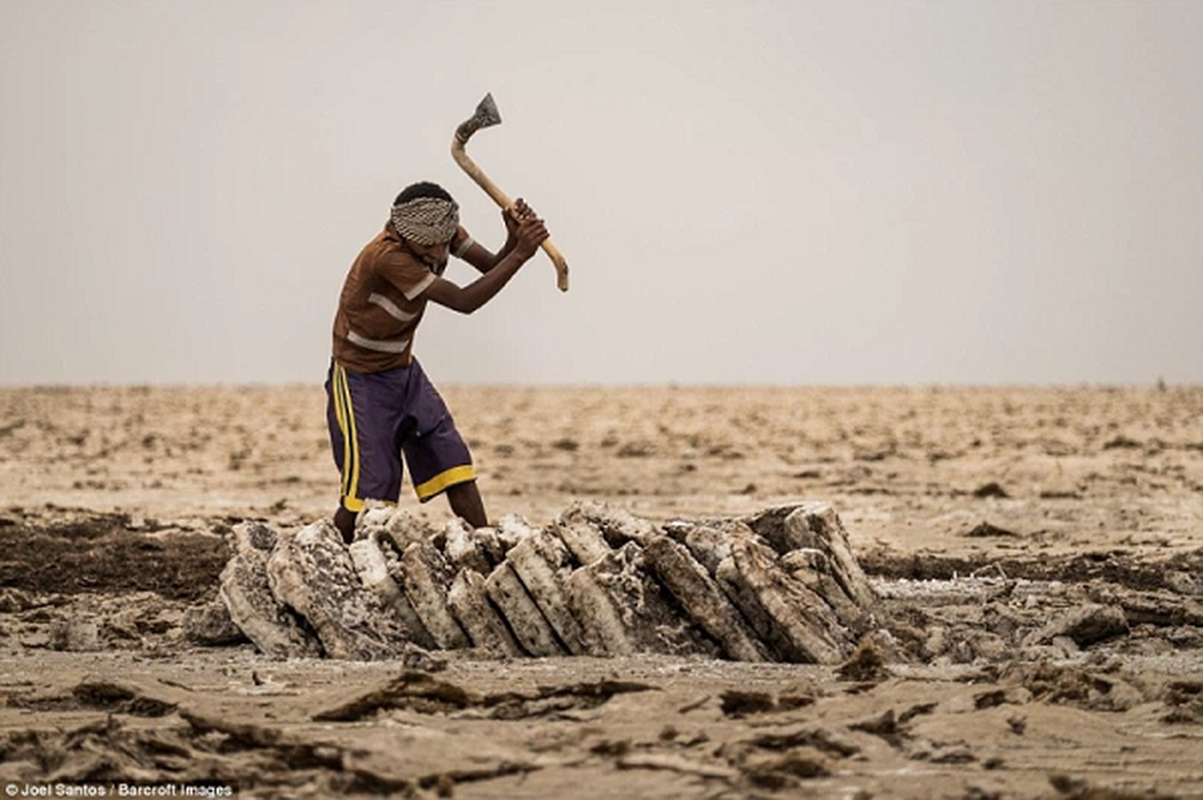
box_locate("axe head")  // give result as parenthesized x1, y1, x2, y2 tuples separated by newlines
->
(454, 93, 502, 144)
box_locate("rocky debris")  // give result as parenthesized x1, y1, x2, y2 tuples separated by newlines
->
(964, 521, 1019, 539)
(1164, 570, 1201, 596)
(1024, 604, 1129, 648)
(836, 636, 891, 682)
(48, 619, 100, 651)
(471, 525, 509, 566)
(313, 671, 476, 722)
(218, 522, 322, 659)
(313, 672, 654, 723)
(70, 679, 178, 717)
(1001, 660, 1144, 712)
(719, 689, 814, 717)
(182, 598, 247, 646)
(0, 587, 42, 613)
(211, 502, 878, 663)
(1085, 584, 1203, 628)
(358, 506, 432, 557)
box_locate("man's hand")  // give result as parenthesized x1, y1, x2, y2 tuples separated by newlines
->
(503, 198, 538, 241)
(512, 210, 549, 260)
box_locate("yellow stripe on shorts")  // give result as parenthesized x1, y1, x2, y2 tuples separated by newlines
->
(337, 364, 363, 508)
(415, 464, 477, 501)
(332, 365, 350, 497)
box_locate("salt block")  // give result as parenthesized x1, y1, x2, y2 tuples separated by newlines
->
(219, 524, 322, 659)
(643, 536, 766, 662)
(484, 562, 564, 657)
(671, 520, 756, 577)
(717, 539, 851, 664)
(574, 541, 717, 657)
(779, 548, 829, 576)
(447, 569, 522, 657)
(472, 525, 509, 566)
(232, 520, 278, 554)
(742, 505, 808, 553)
(553, 508, 618, 566)
(349, 532, 436, 650)
(778, 548, 870, 633)
(370, 509, 437, 555)
(213, 502, 875, 664)
(507, 535, 591, 655)
(183, 598, 247, 646)
(444, 518, 494, 574)
(746, 503, 875, 610)
(266, 521, 413, 660)
(786, 504, 875, 609)
(496, 514, 542, 554)
(355, 506, 396, 539)
(565, 567, 633, 656)
(563, 500, 659, 549)
(396, 541, 471, 650)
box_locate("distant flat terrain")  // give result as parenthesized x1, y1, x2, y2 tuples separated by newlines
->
(2, 385, 1202, 798)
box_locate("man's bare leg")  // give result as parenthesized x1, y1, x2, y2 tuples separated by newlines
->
(333, 505, 357, 544)
(446, 481, 488, 529)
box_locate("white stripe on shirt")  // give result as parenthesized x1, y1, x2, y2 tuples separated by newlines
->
(367, 292, 417, 322)
(402, 272, 436, 301)
(453, 235, 475, 259)
(347, 329, 411, 354)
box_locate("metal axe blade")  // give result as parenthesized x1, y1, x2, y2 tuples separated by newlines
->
(455, 93, 502, 144)
(450, 93, 569, 292)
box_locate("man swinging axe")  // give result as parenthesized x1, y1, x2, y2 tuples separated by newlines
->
(325, 94, 559, 542)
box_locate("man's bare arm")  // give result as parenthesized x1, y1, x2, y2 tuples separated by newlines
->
(460, 199, 538, 274)
(424, 214, 548, 314)
(460, 241, 508, 274)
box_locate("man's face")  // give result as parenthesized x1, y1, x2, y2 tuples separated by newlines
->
(406, 239, 450, 275)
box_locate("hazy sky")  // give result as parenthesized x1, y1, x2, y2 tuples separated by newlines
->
(2, 0, 1200, 386)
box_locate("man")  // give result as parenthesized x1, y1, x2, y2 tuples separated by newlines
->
(326, 181, 549, 543)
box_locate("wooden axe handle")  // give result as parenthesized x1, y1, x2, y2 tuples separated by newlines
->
(451, 138, 569, 292)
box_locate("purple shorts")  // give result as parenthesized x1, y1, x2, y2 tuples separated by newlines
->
(325, 358, 475, 512)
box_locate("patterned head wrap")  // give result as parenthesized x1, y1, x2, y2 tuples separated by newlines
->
(390, 196, 460, 245)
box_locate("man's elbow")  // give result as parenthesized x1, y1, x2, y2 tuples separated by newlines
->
(449, 292, 482, 315)
(426, 286, 480, 315)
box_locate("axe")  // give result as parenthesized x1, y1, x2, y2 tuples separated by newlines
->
(452, 94, 569, 292)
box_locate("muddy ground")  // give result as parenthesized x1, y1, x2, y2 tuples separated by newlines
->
(1, 385, 1201, 798)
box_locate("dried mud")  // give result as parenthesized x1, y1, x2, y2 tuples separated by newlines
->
(2, 385, 1202, 798)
